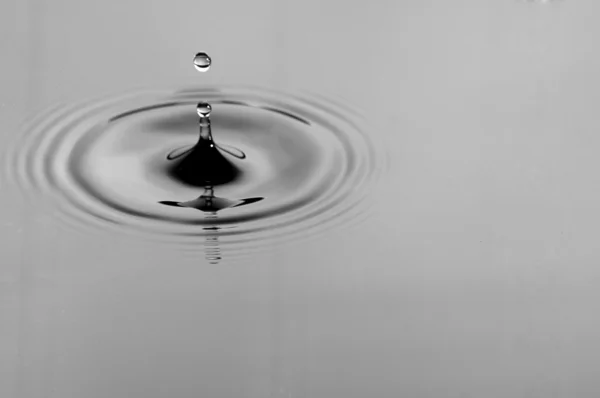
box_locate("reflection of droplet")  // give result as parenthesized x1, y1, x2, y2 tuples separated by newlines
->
(159, 185, 264, 213)
(193, 52, 211, 72)
(204, 215, 221, 265)
(196, 102, 212, 118)
(160, 189, 262, 264)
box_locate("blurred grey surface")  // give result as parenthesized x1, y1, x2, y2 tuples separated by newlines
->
(3, 0, 600, 397)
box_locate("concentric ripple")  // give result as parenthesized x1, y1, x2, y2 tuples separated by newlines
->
(3, 86, 387, 255)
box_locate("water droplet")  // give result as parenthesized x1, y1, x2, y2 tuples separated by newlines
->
(196, 102, 212, 118)
(193, 52, 211, 72)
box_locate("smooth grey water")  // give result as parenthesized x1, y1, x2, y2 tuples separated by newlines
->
(3, 0, 600, 397)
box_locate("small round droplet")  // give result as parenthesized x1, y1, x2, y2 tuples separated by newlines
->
(193, 53, 211, 72)
(197, 102, 212, 118)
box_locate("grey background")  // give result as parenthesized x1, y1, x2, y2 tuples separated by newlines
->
(2, 0, 600, 397)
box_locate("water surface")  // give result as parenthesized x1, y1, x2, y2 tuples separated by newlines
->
(2, 1, 600, 397)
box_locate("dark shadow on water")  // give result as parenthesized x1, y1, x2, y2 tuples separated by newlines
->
(158, 186, 263, 213)
(164, 114, 246, 187)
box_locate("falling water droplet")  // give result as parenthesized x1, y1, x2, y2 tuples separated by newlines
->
(193, 52, 211, 72)
(196, 102, 212, 118)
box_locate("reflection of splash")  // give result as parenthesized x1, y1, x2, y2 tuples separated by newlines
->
(159, 186, 263, 213)
(203, 215, 221, 264)
(159, 186, 264, 263)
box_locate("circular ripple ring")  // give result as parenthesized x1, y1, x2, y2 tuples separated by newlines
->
(3, 86, 387, 254)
